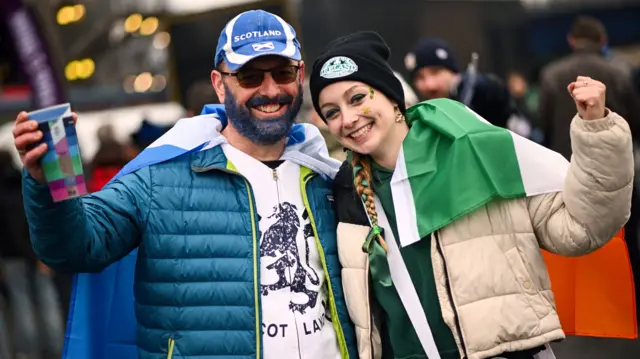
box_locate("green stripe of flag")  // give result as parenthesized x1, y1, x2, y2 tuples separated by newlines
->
(392, 98, 568, 247)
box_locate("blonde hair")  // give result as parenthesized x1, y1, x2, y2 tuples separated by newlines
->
(352, 152, 389, 252)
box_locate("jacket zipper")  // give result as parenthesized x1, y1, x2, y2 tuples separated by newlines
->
(192, 164, 262, 359)
(301, 172, 350, 359)
(273, 167, 304, 359)
(434, 231, 468, 358)
(167, 337, 175, 359)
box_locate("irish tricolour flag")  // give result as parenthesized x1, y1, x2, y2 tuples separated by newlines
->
(392, 98, 570, 247)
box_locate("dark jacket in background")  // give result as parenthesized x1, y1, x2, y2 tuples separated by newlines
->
(539, 49, 640, 159)
(0, 155, 36, 262)
(452, 73, 515, 129)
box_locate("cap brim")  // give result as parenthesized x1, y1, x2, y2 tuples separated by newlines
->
(223, 42, 301, 71)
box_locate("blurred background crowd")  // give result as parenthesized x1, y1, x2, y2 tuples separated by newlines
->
(0, 0, 639, 358)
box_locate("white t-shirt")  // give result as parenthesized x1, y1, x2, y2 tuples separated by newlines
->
(222, 144, 341, 359)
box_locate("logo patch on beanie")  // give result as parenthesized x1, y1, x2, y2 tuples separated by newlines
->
(404, 53, 416, 71)
(320, 56, 358, 79)
(435, 48, 448, 60)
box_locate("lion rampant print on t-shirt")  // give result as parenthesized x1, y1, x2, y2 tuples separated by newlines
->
(222, 143, 341, 359)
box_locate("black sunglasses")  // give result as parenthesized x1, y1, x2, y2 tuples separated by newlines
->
(219, 64, 301, 88)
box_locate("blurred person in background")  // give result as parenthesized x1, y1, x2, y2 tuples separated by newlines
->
(539, 14, 640, 359)
(601, 35, 636, 78)
(507, 71, 538, 122)
(0, 267, 10, 359)
(0, 151, 19, 359)
(128, 117, 171, 156)
(506, 71, 545, 143)
(393, 71, 420, 108)
(13, 9, 356, 359)
(87, 124, 129, 193)
(185, 79, 220, 117)
(0, 151, 64, 359)
(0, 291, 10, 359)
(632, 66, 640, 98)
(405, 38, 516, 130)
(116, 80, 220, 169)
(539, 15, 640, 159)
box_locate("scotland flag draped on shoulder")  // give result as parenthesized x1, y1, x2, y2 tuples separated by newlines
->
(61, 104, 340, 359)
(60, 10, 335, 359)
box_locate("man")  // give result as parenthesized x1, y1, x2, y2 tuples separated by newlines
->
(539, 16, 640, 359)
(404, 37, 517, 130)
(129, 118, 171, 152)
(539, 15, 640, 159)
(12, 9, 356, 359)
(0, 150, 65, 359)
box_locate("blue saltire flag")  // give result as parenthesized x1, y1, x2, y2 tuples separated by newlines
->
(61, 104, 336, 359)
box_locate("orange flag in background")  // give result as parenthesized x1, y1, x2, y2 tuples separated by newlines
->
(542, 228, 637, 339)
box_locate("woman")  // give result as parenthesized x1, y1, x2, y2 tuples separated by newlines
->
(309, 31, 634, 359)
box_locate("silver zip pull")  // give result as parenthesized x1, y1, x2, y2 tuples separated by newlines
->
(272, 168, 278, 181)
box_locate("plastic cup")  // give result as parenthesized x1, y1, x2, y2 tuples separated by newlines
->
(27, 103, 87, 202)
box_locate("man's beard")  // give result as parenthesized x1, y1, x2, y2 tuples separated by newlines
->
(224, 83, 303, 146)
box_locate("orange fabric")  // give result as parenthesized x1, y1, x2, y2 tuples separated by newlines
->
(542, 228, 638, 339)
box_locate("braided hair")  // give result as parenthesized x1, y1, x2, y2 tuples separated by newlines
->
(352, 152, 389, 252)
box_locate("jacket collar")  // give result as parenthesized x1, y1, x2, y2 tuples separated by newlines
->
(190, 146, 228, 171)
(197, 106, 341, 178)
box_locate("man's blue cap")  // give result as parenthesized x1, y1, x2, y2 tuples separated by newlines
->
(214, 10, 302, 71)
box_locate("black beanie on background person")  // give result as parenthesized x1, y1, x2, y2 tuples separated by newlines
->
(405, 38, 459, 78)
(310, 31, 406, 121)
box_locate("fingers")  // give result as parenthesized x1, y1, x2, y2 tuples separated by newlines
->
(573, 91, 598, 107)
(14, 112, 78, 140)
(14, 129, 43, 150)
(22, 143, 47, 167)
(15, 111, 28, 124)
(12, 117, 38, 139)
(572, 76, 606, 89)
(569, 76, 605, 103)
(571, 78, 606, 120)
(572, 88, 599, 106)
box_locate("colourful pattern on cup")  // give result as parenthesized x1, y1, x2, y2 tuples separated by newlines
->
(27, 103, 87, 202)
